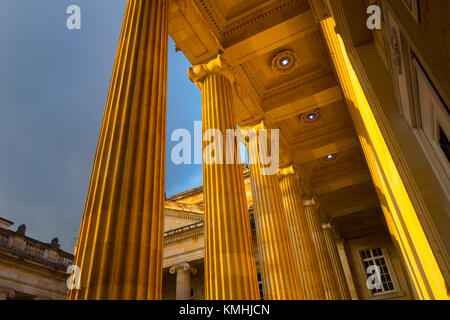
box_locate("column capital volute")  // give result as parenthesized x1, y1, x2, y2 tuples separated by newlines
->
(277, 165, 296, 178)
(240, 120, 269, 132)
(303, 198, 317, 207)
(187, 54, 235, 86)
(238, 120, 270, 147)
(322, 222, 332, 230)
(170, 262, 197, 275)
(0, 287, 15, 298)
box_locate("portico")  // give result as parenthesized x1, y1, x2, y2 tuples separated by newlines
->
(69, 0, 450, 300)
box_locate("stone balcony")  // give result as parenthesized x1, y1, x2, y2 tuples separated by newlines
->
(0, 218, 74, 300)
(0, 225, 74, 270)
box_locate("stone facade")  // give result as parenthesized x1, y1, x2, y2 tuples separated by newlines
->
(0, 217, 74, 300)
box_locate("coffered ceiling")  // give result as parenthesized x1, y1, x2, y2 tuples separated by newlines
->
(168, 0, 384, 236)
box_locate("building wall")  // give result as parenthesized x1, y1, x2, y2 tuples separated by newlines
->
(0, 255, 67, 300)
(0, 223, 73, 300)
(320, 0, 449, 299)
(417, 0, 450, 67)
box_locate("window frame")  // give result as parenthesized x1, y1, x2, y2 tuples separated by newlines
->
(410, 58, 450, 200)
(357, 246, 403, 299)
(359, 247, 396, 297)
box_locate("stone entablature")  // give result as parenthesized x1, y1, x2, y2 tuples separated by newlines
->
(164, 221, 204, 245)
(0, 220, 74, 300)
(0, 227, 73, 270)
(165, 200, 203, 214)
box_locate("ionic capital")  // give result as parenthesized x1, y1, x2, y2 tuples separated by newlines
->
(239, 120, 270, 146)
(169, 262, 197, 275)
(187, 54, 235, 86)
(240, 120, 269, 132)
(277, 165, 295, 178)
(0, 288, 15, 299)
(303, 198, 317, 207)
(322, 222, 332, 230)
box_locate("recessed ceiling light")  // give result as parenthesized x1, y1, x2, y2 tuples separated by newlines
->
(326, 154, 334, 159)
(281, 57, 290, 66)
(298, 109, 320, 123)
(272, 50, 297, 74)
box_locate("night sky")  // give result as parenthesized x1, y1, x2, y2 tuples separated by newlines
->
(0, 1, 208, 251)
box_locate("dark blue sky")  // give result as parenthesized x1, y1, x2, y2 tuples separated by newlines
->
(0, 1, 204, 251)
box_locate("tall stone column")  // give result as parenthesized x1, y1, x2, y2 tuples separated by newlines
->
(244, 122, 302, 300)
(303, 199, 342, 300)
(170, 263, 197, 300)
(322, 223, 352, 300)
(188, 55, 259, 300)
(69, 0, 169, 300)
(335, 237, 359, 299)
(278, 166, 326, 300)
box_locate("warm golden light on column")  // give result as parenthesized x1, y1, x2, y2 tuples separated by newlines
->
(245, 123, 302, 300)
(68, 0, 168, 300)
(170, 263, 197, 300)
(278, 166, 326, 300)
(188, 55, 259, 300)
(322, 223, 351, 300)
(303, 199, 342, 300)
(321, 17, 449, 300)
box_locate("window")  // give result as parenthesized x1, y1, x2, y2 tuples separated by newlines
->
(385, 10, 450, 200)
(361, 248, 396, 296)
(257, 272, 264, 300)
(412, 58, 450, 199)
(439, 126, 450, 162)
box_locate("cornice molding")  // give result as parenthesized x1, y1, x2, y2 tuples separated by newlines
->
(164, 227, 204, 245)
(222, 0, 303, 39)
(262, 70, 334, 105)
(291, 123, 352, 147)
(164, 209, 203, 222)
(193, 0, 308, 47)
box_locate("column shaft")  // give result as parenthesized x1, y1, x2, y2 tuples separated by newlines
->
(176, 270, 190, 300)
(336, 239, 359, 299)
(188, 56, 259, 300)
(303, 200, 342, 300)
(246, 127, 302, 300)
(170, 263, 195, 300)
(323, 224, 352, 300)
(278, 167, 326, 299)
(69, 0, 168, 300)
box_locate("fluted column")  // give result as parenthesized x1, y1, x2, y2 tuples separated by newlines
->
(244, 122, 302, 300)
(303, 199, 342, 300)
(335, 238, 359, 299)
(188, 55, 259, 300)
(170, 263, 197, 300)
(278, 166, 326, 299)
(69, 0, 168, 300)
(322, 223, 352, 300)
